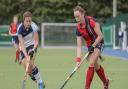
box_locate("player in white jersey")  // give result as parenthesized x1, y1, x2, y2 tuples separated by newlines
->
(18, 11, 44, 89)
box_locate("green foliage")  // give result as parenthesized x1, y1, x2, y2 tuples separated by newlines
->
(0, 0, 128, 24)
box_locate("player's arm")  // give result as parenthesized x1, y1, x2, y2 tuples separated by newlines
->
(28, 22, 39, 58)
(0, 33, 9, 36)
(75, 36, 82, 66)
(8, 28, 17, 36)
(92, 22, 103, 47)
(27, 31, 39, 58)
(32, 22, 39, 51)
(75, 28, 82, 66)
(18, 34, 30, 74)
(0, 27, 10, 36)
(33, 31, 39, 50)
(76, 36, 82, 58)
(18, 35, 28, 59)
(8, 28, 12, 36)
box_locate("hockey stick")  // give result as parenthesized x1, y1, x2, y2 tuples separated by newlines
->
(59, 52, 89, 89)
(22, 52, 33, 89)
(21, 49, 35, 89)
(22, 80, 26, 89)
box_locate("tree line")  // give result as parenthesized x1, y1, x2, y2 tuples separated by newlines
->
(0, 0, 128, 24)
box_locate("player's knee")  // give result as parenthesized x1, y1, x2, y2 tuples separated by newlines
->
(89, 57, 99, 67)
(89, 61, 95, 67)
(94, 63, 100, 70)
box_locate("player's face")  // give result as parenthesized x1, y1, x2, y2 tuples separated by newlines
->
(24, 17, 32, 29)
(74, 11, 84, 24)
(13, 16, 18, 24)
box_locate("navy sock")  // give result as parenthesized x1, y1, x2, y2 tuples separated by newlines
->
(29, 74, 36, 81)
(32, 66, 43, 84)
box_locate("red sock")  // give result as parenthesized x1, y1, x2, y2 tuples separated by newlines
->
(96, 66, 107, 84)
(85, 67, 94, 89)
(16, 50, 20, 60)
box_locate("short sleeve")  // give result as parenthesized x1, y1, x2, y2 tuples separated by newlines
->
(17, 24, 23, 39)
(17, 23, 23, 35)
(31, 22, 39, 32)
(89, 18, 96, 28)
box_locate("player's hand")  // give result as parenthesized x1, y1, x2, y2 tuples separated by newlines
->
(75, 57, 81, 67)
(88, 45, 94, 53)
(28, 49, 35, 58)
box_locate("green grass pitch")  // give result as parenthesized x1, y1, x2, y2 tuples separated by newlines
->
(0, 47, 128, 89)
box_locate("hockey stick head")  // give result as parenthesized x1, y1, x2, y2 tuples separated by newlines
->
(22, 80, 26, 89)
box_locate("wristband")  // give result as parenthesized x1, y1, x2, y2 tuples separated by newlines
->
(75, 57, 81, 62)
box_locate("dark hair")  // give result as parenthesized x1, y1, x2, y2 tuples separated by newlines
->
(23, 11, 32, 20)
(73, 6, 85, 14)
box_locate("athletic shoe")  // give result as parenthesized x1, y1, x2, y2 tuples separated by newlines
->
(85, 87, 90, 89)
(104, 79, 110, 89)
(38, 82, 45, 89)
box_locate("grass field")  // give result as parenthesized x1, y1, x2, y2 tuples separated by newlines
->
(0, 47, 128, 89)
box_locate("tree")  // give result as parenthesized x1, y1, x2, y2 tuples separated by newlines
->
(0, 0, 127, 24)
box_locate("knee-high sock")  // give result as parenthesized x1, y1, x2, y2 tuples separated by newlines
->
(32, 66, 43, 84)
(29, 74, 36, 81)
(32, 66, 44, 89)
(85, 67, 94, 89)
(16, 49, 20, 60)
(96, 65, 107, 84)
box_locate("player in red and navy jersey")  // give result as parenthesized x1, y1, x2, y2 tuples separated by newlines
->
(9, 16, 20, 63)
(73, 6, 109, 89)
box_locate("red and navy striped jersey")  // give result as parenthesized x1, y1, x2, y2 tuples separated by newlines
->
(10, 23, 17, 34)
(76, 16, 103, 47)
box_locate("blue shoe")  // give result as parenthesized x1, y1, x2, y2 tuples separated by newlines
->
(38, 82, 45, 89)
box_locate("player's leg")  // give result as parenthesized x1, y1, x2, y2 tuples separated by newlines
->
(12, 36, 20, 63)
(15, 44, 20, 62)
(85, 48, 100, 89)
(20, 50, 37, 85)
(27, 45, 45, 89)
(95, 43, 110, 89)
(15, 36, 20, 63)
(18, 45, 22, 64)
(95, 61, 109, 89)
(95, 62, 107, 84)
(21, 45, 45, 89)
(21, 58, 26, 70)
(30, 55, 45, 89)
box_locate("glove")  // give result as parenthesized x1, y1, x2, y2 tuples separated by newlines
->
(88, 45, 94, 53)
(75, 57, 81, 67)
(28, 49, 35, 58)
